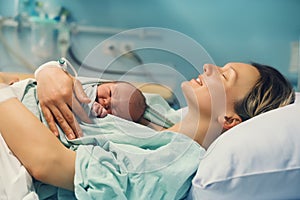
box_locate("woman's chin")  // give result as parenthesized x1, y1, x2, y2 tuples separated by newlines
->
(181, 81, 192, 93)
(181, 81, 198, 108)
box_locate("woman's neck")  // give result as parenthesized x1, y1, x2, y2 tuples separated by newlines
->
(167, 110, 209, 145)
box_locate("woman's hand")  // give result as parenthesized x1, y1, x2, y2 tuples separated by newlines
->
(36, 67, 91, 139)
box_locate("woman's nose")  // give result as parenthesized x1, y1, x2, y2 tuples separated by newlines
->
(203, 64, 215, 76)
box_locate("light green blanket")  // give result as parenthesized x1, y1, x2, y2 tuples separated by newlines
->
(16, 78, 205, 200)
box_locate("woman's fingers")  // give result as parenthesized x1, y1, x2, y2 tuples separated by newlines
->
(39, 90, 88, 139)
(50, 104, 79, 139)
(71, 79, 92, 123)
(40, 106, 59, 136)
(59, 105, 83, 139)
(70, 94, 92, 124)
(35, 67, 92, 139)
(73, 79, 91, 104)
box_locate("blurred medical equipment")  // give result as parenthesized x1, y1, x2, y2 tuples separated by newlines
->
(67, 43, 145, 76)
(0, 10, 155, 72)
(58, 57, 78, 77)
(0, 17, 35, 71)
(30, 17, 56, 59)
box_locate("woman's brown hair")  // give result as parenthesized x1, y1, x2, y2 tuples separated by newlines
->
(235, 62, 295, 121)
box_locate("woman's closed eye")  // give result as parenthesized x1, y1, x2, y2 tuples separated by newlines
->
(222, 73, 227, 80)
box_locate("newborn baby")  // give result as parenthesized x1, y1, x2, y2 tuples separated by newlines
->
(0, 71, 147, 123)
(90, 81, 147, 123)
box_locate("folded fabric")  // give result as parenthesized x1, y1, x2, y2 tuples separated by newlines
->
(0, 134, 38, 200)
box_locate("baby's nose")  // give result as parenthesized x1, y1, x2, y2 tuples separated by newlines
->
(103, 98, 111, 108)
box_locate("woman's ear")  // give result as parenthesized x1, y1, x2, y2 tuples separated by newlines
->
(219, 114, 242, 130)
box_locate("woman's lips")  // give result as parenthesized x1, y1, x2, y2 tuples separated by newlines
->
(190, 75, 203, 86)
(195, 75, 203, 86)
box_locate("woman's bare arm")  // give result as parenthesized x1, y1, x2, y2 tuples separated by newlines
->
(0, 98, 76, 191)
(0, 72, 34, 85)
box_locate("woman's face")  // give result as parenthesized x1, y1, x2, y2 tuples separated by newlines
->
(0, 72, 20, 85)
(182, 62, 260, 120)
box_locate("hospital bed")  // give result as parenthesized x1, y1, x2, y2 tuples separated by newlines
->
(188, 92, 300, 199)
(1, 77, 300, 199)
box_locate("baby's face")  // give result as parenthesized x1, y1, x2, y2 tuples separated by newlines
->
(96, 82, 115, 114)
(96, 82, 144, 121)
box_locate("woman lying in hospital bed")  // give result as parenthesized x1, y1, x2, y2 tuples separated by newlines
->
(0, 61, 295, 199)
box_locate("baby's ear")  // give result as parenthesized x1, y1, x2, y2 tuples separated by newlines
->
(218, 114, 242, 130)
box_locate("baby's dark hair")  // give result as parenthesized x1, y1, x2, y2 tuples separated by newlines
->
(128, 83, 147, 122)
(113, 81, 147, 122)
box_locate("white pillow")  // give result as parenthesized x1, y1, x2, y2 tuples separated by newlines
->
(188, 93, 300, 200)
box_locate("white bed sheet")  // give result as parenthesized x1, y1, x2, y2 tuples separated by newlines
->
(0, 134, 38, 200)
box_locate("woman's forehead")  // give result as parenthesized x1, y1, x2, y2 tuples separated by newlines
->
(224, 62, 258, 73)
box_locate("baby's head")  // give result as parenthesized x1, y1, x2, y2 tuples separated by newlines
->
(96, 81, 146, 122)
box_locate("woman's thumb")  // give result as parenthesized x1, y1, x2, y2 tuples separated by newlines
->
(74, 79, 91, 103)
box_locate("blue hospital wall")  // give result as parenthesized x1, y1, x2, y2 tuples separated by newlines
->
(0, 0, 299, 82)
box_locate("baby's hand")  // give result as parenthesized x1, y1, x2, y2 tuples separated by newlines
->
(91, 102, 108, 118)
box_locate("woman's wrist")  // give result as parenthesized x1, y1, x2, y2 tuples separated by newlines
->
(34, 58, 78, 80)
(34, 61, 66, 79)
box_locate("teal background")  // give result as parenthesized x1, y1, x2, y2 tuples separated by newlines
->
(0, 0, 299, 84)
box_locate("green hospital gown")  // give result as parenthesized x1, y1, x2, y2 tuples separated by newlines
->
(17, 78, 205, 200)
